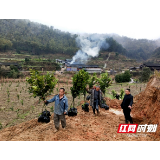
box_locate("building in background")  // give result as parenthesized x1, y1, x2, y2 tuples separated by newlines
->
(140, 63, 160, 71)
(65, 63, 102, 73)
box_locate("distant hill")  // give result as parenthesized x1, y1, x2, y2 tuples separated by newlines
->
(0, 19, 160, 61)
(146, 47, 160, 64)
(111, 34, 160, 61)
(152, 47, 160, 58)
(0, 19, 78, 55)
(88, 52, 140, 70)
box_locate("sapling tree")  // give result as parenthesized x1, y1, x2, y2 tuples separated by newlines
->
(50, 106, 54, 112)
(111, 90, 116, 98)
(20, 99, 23, 106)
(70, 69, 89, 107)
(88, 73, 97, 89)
(10, 102, 14, 111)
(0, 122, 2, 130)
(31, 106, 35, 113)
(119, 89, 125, 99)
(78, 69, 89, 102)
(26, 69, 58, 111)
(15, 108, 20, 118)
(7, 88, 10, 98)
(17, 94, 19, 100)
(70, 74, 81, 108)
(97, 72, 112, 96)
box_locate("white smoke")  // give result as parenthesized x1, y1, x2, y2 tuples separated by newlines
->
(71, 33, 110, 64)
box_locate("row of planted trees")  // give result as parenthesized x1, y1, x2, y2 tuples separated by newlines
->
(70, 70, 112, 107)
(26, 69, 112, 111)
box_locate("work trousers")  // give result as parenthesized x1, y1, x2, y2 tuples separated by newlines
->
(93, 99, 99, 114)
(54, 113, 66, 130)
(123, 108, 133, 123)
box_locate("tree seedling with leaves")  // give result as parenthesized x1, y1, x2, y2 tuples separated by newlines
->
(97, 72, 112, 96)
(17, 94, 19, 100)
(111, 90, 116, 99)
(26, 69, 58, 111)
(20, 99, 23, 106)
(10, 103, 14, 111)
(70, 69, 89, 107)
(78, 69, 89, 102)
(70, 75, 81, 108)
(0, 122, 2, 130)
(88, 73, 97, 89)
(31, 106, 35, 113)
(119, 89, 125, 99)
(50, 106, 54, 112)
(15, 108, 20, 118)
(7, 88, 10, 98)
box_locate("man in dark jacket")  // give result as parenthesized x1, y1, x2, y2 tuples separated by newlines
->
(121, 88, 133, 124)
(86, 86, 103, 115)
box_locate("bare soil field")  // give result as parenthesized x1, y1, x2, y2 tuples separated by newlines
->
(0, 103, 156, 141)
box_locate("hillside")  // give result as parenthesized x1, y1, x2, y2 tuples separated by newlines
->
(0, 19, 78, 55)
(152, 47, 160, 58)
(132, 75, 160, 139)
(111, 34, 160, 61)
(0, 19, 160, 62)
(145, 47, 160, 64)
(88, 52, 140, 69)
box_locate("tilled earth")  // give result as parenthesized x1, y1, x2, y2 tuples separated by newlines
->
(0, 105, 156, 141)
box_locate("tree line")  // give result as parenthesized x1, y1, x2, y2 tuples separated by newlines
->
(0, 19, 78, 55)
(1, 19, 160, 61)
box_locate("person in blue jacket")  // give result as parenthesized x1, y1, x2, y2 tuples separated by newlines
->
(44, 88, 68, 132)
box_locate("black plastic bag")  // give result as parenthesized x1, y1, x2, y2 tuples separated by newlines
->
(82, 103, 89, 112)
(38, 110, 51, 123)
(104, 105, 109, 110)
(101, 103, 105, 108)
(101, 100, 109, 110)
(42, 110, 51, 117)
(115, 94, 120, 100)
(86, 95, 91, 101)
(68, 107, 77, 117)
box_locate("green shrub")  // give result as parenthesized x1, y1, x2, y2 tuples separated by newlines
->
(115, 70, 131, 83)
(139, 67, 151, 82)
(111, 90, 116, 98)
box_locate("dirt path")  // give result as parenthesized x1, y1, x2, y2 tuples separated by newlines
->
(0, 105, 156, 141)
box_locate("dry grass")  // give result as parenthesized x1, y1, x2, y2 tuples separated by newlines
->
(155, 70, 160, 78)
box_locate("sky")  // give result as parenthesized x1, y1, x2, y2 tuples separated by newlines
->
(29, 19, 160, 40)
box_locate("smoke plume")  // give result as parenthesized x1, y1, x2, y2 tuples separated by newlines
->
(71, 33, 109, 64)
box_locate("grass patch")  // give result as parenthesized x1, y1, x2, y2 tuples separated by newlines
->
(105, 93, 114, 99)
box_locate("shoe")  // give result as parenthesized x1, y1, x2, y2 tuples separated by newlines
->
(62, 127, 66, 130)
(125, 120, 128, 124)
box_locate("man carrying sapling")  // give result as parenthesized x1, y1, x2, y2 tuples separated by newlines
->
(44, 88, 68, 132)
